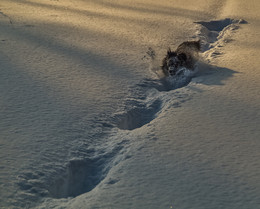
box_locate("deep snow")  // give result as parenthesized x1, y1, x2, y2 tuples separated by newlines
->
(0, 0, 259, 208)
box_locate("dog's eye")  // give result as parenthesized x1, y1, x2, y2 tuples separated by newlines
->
(168, 60, 174, 65)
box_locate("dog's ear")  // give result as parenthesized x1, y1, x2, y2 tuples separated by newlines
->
(167, 48, 172, 56)
(177, 53, 187, 62)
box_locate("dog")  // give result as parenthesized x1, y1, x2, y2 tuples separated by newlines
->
(161, 40, 201, 76)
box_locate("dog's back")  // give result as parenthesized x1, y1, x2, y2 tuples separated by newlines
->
(176, 40, 200, 69)
(176, 40, 201, 54)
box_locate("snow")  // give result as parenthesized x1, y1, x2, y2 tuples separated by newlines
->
(0, 0, 259, 208)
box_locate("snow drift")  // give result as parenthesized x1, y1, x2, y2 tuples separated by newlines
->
(0, 0, 259, 208)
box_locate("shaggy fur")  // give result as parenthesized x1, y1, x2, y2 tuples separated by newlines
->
(161, 40, 201, 76)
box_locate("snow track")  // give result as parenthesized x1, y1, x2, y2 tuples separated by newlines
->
(115, 98, 162, 130)
(195, 18, 247, 58)
(17, 18, 246, 204)
(48, 158, 103, 198)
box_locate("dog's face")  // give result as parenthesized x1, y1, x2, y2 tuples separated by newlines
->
(162, 49, 187, 76)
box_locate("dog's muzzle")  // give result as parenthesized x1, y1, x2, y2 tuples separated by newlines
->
(168, 67, 177, 76)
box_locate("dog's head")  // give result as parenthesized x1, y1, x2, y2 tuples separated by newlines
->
(162, 48, 187, 76)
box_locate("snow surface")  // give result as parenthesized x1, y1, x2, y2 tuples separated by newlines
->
(0, 0, 259, 208)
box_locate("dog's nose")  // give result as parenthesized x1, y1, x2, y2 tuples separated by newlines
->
(169, 69, 175, 75)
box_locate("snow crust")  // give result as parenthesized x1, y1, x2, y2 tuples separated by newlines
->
(0, 0, 259, 208)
